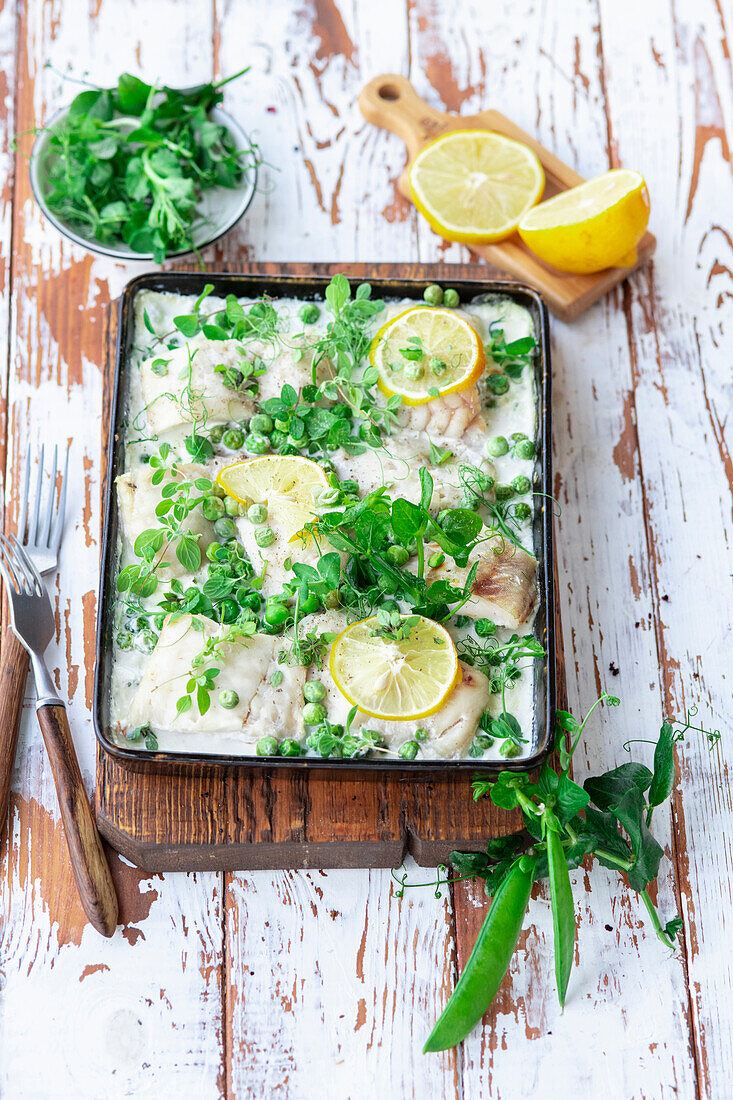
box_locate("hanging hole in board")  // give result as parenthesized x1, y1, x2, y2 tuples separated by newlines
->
(378, 84, 400, 101)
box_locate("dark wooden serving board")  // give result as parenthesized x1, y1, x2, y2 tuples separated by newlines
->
(95, 262, 566, 872)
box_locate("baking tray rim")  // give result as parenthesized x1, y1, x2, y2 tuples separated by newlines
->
(94, 268, 555, 775)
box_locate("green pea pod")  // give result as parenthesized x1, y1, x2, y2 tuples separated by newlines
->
(547, 828, 575, 1008)
(423, 856, 535, 1053)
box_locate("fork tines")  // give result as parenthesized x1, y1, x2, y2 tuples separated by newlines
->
(17, 442, 70, 552)
(0, 533, 43, 595)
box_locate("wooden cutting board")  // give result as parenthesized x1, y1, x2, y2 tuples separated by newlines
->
(358, 75, 656, 322)
(94, 261, 566, 872)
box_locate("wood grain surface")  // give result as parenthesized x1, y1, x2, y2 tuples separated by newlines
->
(0, 1, 730, 1097)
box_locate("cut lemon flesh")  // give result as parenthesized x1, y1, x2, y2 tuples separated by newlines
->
(518, 169, 650, 274)
(371, 306, 485, 406)
(216, 456, 328, 540)
(409, 129, 545, 244)
(329, 615, 460, 721)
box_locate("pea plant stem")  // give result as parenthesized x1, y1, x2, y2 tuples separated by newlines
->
(640, 888, 678, 949)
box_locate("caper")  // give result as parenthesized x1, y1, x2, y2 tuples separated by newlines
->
(218, 689, 239, 709)
(303, 702, 327, 725)
(443, 288, 460, 308)
(202, 495, 226, 522)
(386, 545, 410, 567)
(423, 283, 444, 306)
(247, 502, 268, 524)
(303, 681, 327, 703)
(256, 736, 279, 756)
(512, 475, 532, 495)
(222, 428, 245, 449)
(487, 435, 510, 457)
(250, 413, 274, 435)
(398, 740, 419, 760)
(255, 525, 275, 549)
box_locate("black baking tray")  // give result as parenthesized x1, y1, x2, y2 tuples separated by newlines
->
(94, 269, 555, 774)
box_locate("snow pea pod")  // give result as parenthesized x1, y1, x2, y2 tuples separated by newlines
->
(547, 827, 575, 1008)
(423, 855, 536, 1052)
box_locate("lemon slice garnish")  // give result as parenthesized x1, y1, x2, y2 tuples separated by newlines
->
(216, 456, 329, 541)
(518, 169, 650, 274)
(408, 129, 544, 244)
(370, 306, 485, 407)
(329, 614, 460, 721)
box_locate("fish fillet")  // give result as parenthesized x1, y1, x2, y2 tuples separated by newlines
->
(425, 536, 537, 628)
(116, 463, 212, 578)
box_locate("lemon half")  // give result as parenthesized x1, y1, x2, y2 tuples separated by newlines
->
(371, 306, 485, 406)
(408, 129, 545, 244)
(329, 614, 460, 721)
(518, 169, 650, 273)
(216, 456, 328, 540)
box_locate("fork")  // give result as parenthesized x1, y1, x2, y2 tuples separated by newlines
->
(0, 444, 69, 843)
(0, 533, 118, 937)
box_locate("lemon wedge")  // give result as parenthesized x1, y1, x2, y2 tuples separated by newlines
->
(370, 306, 485, 406)
(518, 169, 650, 273)
(216, 456, 328, 540)
(408, 129, 545, 244)
(329, 614, 460, 721)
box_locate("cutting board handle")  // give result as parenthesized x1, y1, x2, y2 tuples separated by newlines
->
(358, 74, 453, 162)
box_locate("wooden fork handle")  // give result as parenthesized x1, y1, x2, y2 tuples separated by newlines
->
(36, 702, 119, 937)
(0, 626, 30, 842)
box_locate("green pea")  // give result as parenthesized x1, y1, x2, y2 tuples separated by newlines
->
(220, 598, 239, 623)
(222, 428, 245, 449)
(427, 551, 445, 568)
(303, 702, 327, 725)
(377, 573, 398, 593)
(404, 361, 424, 381)
(255, 525, 275, 549)
(443, 288, 460, 308)
(515, 438, 536, 460)
(245, 432, 270, 454)
(380, 599, 399, 614)
(239, 591, 261, 611)
(300, 303, 320, 325)
(211, 483, 226, 498)
(495, 483, 515, 502)
(279, 738, 303, 757)
(209, 424, 225, 444)
(475, 733, 494, 750)
(386, 545, 410, 567)
(487, 435, 510, 457)
(339, 479, 359, 496)
(475, 618, 497, 638)
(223, 497, 243, 517)
(279, 444, 300, 457)
(303, 681, 326, 703)
(206, 541, 224, 562)
(414, 728, 428, 743)
(436, 508, 451, 528)
(247, 502, 268, 524)
(214, 517, 239, 540)
(256, 736, 279, 757)
(299, 592, 320, 615)
(423, 283, 444, 306)
(218, 689, 240, 709)
(250, 413, 274, 435)
(499, 740, 522, 759)
(514, 502, 532, 522)
(488, 373, 509, 395)
(270, 429, 288, 449)
(202, 495, 226, 521)
(274, 418, 290, 433)
(429, 357, 447, 376)
(116, 630, 133, 650)
(137, 630, 157, 653)
(398, 740, 419, 760)
(324, 589, 341, 609)
(512, 475, 532, 494)
(264, 600, 289, 628)
(151, 359, 168, 377)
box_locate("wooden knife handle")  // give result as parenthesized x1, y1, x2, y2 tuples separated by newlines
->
(0, 625, 30, 841)
(36, 702, 119, 937)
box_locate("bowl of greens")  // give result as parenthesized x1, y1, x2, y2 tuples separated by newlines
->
(29, 71, 259, 262)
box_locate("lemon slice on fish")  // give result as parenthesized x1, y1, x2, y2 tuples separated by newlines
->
(216, 456, 328, 541)
(371, 307, 485, 407)
(329, 614, 460, 720)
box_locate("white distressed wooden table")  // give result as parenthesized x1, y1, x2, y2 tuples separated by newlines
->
(0, 1, 730, 1096)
